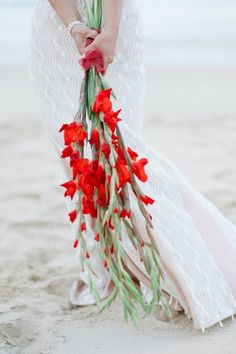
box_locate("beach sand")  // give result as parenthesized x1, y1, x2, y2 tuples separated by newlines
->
(0, 65, 236, 354)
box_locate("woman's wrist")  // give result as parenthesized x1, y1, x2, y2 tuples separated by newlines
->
(70, 24, 84, 37)
(104, 24, 119, 37)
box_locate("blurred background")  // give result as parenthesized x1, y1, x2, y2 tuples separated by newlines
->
(0, 1, 236, 352)
(1, 0, 236, 66)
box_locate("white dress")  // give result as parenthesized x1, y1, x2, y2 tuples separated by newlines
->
(29, 0, 236, 331)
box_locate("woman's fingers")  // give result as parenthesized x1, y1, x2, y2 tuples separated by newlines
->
(87, 29, 99, 39)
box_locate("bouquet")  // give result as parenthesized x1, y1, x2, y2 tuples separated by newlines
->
(59, 0, 172, 323)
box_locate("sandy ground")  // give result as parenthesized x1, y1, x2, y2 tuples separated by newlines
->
(0, 65, 236, 354)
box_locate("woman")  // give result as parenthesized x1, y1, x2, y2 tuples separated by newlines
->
(30, 0, 236, 332)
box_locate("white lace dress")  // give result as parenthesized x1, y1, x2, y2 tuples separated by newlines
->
(29, 0, 236, 331)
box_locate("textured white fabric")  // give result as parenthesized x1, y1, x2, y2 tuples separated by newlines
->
(29, 0, 236, 331)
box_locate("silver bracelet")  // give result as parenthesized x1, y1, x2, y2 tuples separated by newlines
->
(67, 20, 84, 35)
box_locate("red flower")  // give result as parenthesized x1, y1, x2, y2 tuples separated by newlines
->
(97, 184, 107, 207)
(132, 158, 148, 182)
(94, 233, 100, 242)
(68, 209, 77, 223)
(61, 145, 74, 159)
(101, 141, 110, 159)
(120, 209, 131, 219)
(116, 147, 125, 162)
(78, 173, 95, 197)
(80, 222, 86, 232)
(110, 245, 114, 254)
(72, 158, 90, 179)
(79, 48, 105, 75)
(95, 164, 106, 184)
(91, 159, 99, 171)
(139, 195, 155, 205)
(86, 251, 90, 259)
(108, 216, 114, 230)
(69, 150, 80, 167)
(92, 89, 112, 114)
(74, 239, 79, 248)
(89, 128, 100, 149)
(127, 146, 138, 161)
(82, 196, 97, 218)
(115, 161, 131, 188)
(104, 109, 122, 133)
(59, 122, 87, 146)
(60, 181, 77, 200)
(103, 259, 108, 268)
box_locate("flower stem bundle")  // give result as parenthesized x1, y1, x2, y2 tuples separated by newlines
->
(59, 0, 172, 323)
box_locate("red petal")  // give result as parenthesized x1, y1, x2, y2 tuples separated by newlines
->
(68, 209, 77, 223)
(80, 222, 86, 231)
(127, 146, 138, 161)
(132, 158, 148, 182)
(139, 195, 155, 205)
(74, 239, 79, 248)
(61, 145, 74, 159)
(60, 181, 77, 200)
(94, 233, 100, 242)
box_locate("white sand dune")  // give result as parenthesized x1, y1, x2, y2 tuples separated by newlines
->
(0, 65, 236, 354)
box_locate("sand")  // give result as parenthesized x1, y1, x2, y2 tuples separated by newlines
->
(0, 65, 236, 354)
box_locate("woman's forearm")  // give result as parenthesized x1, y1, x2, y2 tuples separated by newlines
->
(48, 0, 81, 26)
(102, 0, 123, 35)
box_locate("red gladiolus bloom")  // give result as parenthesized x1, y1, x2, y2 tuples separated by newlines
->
(78, 173, 95, 197)
(101, 141, 110, 159)
(80, 222, 86, 232)
(104, 109, 122, 133)
(132, 158, 148, 182)
(115, 161, 131, 188)
(139, 195, 155, 205)
(72, 158, 90, 179)
(82, 196, 97, 218)
(86, 251, 90, 259)
(79, 48, 105, 75)
(89, 128, 100, 149)
(94, 233, 100, 242)
(127, 146, 138, 161)
(69, 150, 80, 167)
(68, 209, 77, 223)
(59, 122, 87, 146)
(116, 147, 125, 162)
(95, 164, 106, 184)
(104, 259, 108, 268)
(61, 145, 74, 159)
(97, 184, 107, 207)
(91, 159, 99, 172)
(120, 209, 131, 219)
(92, 88, 112, 114)
(74, 239, 79, 248)
(108, 216, 114, 230)
(110, 245, 114, 254)
(60, 181, 77, 200)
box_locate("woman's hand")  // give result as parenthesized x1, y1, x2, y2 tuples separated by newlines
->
(71, 24, 98, 55)
(84, 29, 119, 72)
